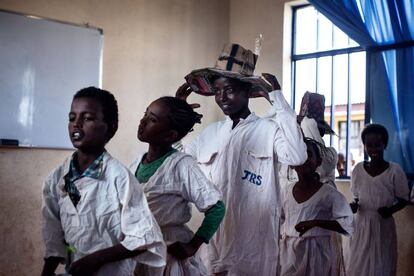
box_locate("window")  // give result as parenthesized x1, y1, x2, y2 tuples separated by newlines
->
(291, 5, 366, 177)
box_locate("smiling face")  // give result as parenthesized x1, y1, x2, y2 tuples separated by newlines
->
(213, 77, 250, 117)
(137, 99, 177, 145)
(68, 97, 109, 153)
(364, 133, 385, 161)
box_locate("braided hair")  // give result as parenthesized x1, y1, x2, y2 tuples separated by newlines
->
(158, 96, 202, 142)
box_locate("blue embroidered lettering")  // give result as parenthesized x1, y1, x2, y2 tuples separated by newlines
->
(249, 173, 256, 183)
(242, 170, 251, 180)
(256, 175, 262, 185)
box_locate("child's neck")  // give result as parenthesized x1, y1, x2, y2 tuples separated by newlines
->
(368, 157, 387, 167)
(145, 144, 173, 164)
(365, 157, 389, 177)
(296, 175, 319, 189)
(76, 148, 105, 173)
(230, 108, 251, 129)
(293, 174, 322, 203)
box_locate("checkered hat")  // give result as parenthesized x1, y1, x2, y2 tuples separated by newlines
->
(185, 43, 273, 102)
(297, 91, 335, 135)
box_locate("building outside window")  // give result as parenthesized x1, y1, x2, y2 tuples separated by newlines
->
(291, 4, 366, 177)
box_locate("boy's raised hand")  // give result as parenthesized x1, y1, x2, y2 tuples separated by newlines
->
(175, 83, 201, 109)
(262, 73, 281, 91)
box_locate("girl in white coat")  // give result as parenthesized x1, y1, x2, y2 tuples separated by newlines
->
(280, 138, 354, 276)
(130, 96, 225, 276)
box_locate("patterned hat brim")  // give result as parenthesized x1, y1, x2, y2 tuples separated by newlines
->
(185, 68, 273, 103)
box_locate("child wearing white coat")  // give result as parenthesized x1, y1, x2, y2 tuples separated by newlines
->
(41, 87, 165, 276)
(130, 96, 225, 276)
(280, 138, 354, 276)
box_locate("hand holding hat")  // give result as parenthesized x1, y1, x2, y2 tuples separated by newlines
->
(175, 83, 201, 109)
(262, 73, 281, 91)
(185, 43, 274, 103)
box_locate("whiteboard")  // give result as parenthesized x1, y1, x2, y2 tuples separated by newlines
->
(0, 10, 103, 149)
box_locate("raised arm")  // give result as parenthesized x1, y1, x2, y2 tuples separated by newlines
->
(271, 90, 307, 166)
(260, 74, 307, 165)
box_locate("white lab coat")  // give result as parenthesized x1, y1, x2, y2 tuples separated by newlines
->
(184, 91, 307, 275)
(347, 162, 410, 276)
(280, 183, 354, 276)
(130, 151, 222, 276)
(42, 152, 166, 276)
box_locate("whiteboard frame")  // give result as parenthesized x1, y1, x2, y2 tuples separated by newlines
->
(0, 9, 104, 150)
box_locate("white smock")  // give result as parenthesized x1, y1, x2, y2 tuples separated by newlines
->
(280, 183, 354, 276)
(185, 91, 307, 275)
(129, 151, 222, 276)
(42, 152, 166, 276)
(347, 162, 409, 276)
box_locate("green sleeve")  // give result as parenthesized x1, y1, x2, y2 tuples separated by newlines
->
(195, 201, 225, 243)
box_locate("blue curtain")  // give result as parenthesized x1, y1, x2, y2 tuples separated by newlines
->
(308, 0, 414, 174)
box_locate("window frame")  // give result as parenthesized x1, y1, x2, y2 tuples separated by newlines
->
(291, 4, 366, 178)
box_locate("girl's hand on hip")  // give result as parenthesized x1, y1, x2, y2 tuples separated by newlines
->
(167, 241, 198, 260)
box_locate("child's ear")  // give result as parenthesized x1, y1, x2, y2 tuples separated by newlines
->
(106, 121, 118, 141)
(165, 130, 179, 144)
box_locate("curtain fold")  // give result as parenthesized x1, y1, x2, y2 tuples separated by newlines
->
(308, 0, 414, 174)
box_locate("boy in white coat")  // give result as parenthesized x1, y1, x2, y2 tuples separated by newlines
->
(177, 43, 307, 275)
(41, 87, 165, 276)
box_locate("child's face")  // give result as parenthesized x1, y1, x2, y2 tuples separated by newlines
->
(68, 97, 109, 152)
(138, 99, 176, 145)
(364, 133, 385, 161)
(213, 77, 249, 116)
(293, 143, 322, 177)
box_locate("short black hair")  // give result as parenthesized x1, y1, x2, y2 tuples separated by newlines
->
(158, 96, 202, 142)
(361, 123, 388, 147)
(304, 137, 322, 161)
(73, 86, 119, 140)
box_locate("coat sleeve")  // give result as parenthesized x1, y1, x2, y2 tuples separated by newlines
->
(116, 169, 166, 268)
(41, 170, 67, 261)
(331, 189, 354, 236)
(350, 164, 360, 199)
(177, 157, 222, 212)
(269, 91, 307, 166)
(183, 135, 199, 160)
(392, 164, 410, 200)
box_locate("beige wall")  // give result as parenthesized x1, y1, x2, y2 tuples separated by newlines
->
(0, 0, 228, 274)
(229, 0, 292, 116)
